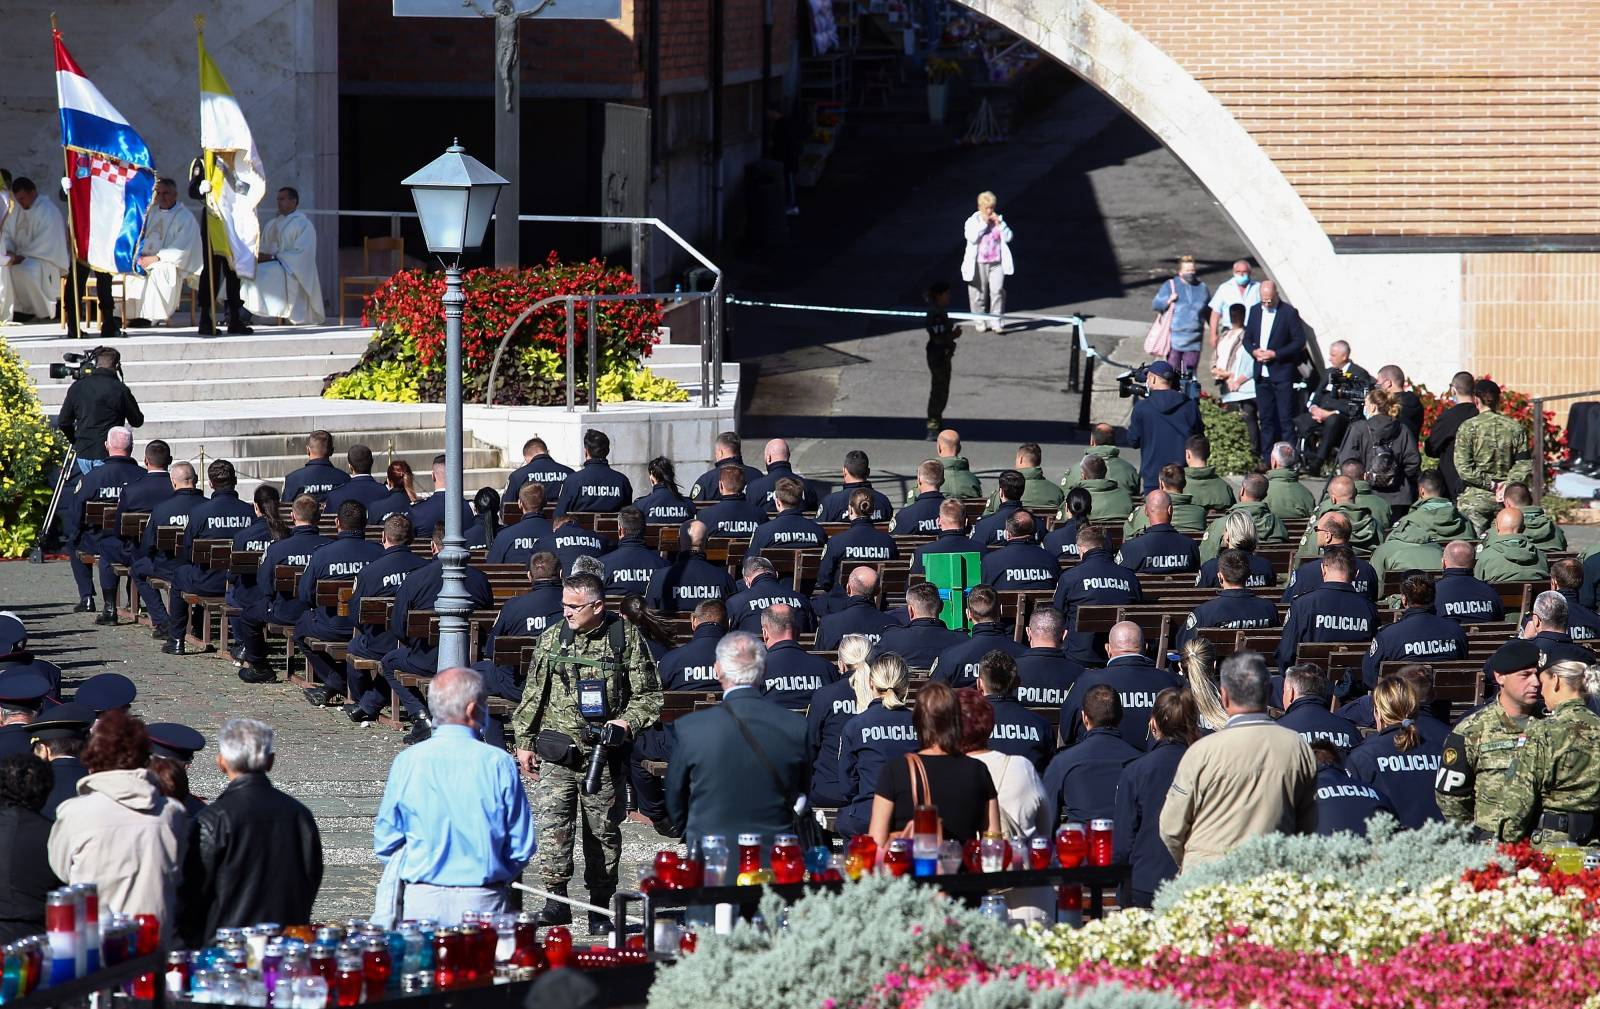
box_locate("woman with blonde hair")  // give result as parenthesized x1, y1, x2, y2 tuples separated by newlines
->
(833, 652, 916, 836)
(1175, 637, 1228, 731)
(1196, 510, 1276, 589)
(1509, 660, 1600, 844)
(806, 635, 875, 809)
(960, 191, 1013, 332)
(1346, 674, 1447, 827)
(1337, 385, 1421, 511)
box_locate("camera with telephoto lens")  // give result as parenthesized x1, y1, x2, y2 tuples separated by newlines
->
(47, 347, 119, 382)
(580, 721, 628, 795)
(1118, 365, 1200, 401)
(1326, 369, 1373, 405)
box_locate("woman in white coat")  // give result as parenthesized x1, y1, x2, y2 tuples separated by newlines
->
(961, 191, 1013, 332)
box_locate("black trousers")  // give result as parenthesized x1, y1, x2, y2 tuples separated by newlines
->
(1293, 410, 1350, 467)
(64, 267, 117, 337)
(926, 343, 955, 424)
(197, 226, 243, 329)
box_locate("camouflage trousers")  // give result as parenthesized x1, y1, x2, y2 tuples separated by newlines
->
(1459, 490, 1498, 538)
(534, 753, 625, 895)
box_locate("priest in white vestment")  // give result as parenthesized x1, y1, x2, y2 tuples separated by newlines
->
(0, 181, 14, 322)
(123, 178, 203, 326)
(241, 186, 324, 325)
(0, 178, 70, 323)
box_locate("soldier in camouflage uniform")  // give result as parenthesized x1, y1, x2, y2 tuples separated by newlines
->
(1516, 659, 1600, 847)
(510, 572, 663, 930)
(1435, 639, 1546, 840)
(1453, 380, 1533, 537)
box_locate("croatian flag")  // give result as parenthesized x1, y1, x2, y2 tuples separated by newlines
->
(55, 29, 155, 275)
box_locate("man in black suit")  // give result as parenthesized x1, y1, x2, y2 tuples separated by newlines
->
(664, 632, 808, 846)
(1241, 280, 1308, 452)
(1424, 372, 1479, 499)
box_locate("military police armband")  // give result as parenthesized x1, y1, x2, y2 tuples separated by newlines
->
(1435, 732, 1475, 797)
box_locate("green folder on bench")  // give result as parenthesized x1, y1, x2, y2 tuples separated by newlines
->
(923, 552, 982, 631)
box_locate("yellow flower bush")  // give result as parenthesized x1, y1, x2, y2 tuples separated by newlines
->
(0, 337, 66, 557)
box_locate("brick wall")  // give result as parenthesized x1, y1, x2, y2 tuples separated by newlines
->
(1462, 253, 1600, 423)
(1100, 0, 1600, 238)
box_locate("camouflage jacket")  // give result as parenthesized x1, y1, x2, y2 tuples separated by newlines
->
(1454, 412, 1532, 494)
(510, 614, 663, 751)
(1436, 702, 1538, 841)
(1516, 700, 1600, 845)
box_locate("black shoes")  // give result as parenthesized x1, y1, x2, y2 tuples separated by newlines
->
(537, 889, 572, 926)
(227, 321, 253, 334)
(76, 597, 97, 613)
(150, 625, 168, 640)
(343, 704, 377, 724)
(402, 719, 433, 745)
(95, 606, 117, 626)
(160, 638, 187, 656)
(304, 687, 337, 707)
(237, 663, 276, 684)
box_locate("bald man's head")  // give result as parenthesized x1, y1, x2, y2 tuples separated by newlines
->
(1144, 489, 1172, 522)
(1106, 621, 1144, 658)
(846, 565, 879, 599)
(1495, 507, 1524, 536)
(764, 438, 790, 464)
(1328, 476, 1355, 504)
(685, 520, 709, 550)
(1443, 540, 1476, 569)
(936, 430, 961, 456)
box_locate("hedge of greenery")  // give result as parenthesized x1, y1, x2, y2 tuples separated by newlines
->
(0, 337, 65, 557)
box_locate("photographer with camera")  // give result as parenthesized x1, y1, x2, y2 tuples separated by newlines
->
(56, 347, 143, 473)
(510, 572, 662, 934)
(1125, 360, 1202, 494)
(1292, 340, 1372, 475)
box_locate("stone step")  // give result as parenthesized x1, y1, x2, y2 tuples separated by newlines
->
(230, 447, 501, 481)
(27, 353, 362, 385)
(9, 328, 374, 365)
(36, 373, 333, 406)
(128, 399, 446, 441)
(154, 427, 463, 462)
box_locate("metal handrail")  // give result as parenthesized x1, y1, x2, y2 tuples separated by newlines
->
(1530, 388, 1600, 502)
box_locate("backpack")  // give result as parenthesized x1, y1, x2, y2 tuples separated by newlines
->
(1365, 430, 1402, 492)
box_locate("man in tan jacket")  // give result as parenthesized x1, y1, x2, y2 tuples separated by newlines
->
(1159, 651, 1317, 869)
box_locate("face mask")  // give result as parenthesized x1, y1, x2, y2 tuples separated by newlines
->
(1180, 271, 1196, 282)
(1234, 274, 1250, 286)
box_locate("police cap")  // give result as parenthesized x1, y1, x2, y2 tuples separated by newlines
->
(75, 672, 137, 714)
(27, 703, 93, 743)
(1486, 639, 1541, 675)
(0, 613, 25, 656)
(147, 723, 205, 763)
(0, 668, 51, 714)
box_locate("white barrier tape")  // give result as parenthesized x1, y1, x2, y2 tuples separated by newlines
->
(725, 296, 1096, 358)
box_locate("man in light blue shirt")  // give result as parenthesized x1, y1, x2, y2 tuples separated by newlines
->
(374, 666, 536, 923)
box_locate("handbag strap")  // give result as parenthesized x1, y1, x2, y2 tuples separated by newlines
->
(904, 752, 934, 807)
(722, 698, 793, 802)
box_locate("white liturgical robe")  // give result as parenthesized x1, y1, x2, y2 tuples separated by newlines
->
(122, 202, 203, 322)
(0, 190, 13, 321)
(1, 198, 70, 321)
(241, 209, 324, 325)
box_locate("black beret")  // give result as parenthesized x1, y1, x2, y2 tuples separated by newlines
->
(1487, 639, 1541, 675)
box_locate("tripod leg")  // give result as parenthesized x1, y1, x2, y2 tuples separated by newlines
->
(31, 447, 79, 564)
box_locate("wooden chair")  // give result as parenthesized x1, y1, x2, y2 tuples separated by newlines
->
(338, 236, 405, 324)
(58, 275, 125, 333)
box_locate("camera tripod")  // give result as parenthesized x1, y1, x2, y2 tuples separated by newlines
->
(28, 445, 79, 565)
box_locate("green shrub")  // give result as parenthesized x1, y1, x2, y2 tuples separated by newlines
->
(1198, 396, 1258, 475)
(324, 360, 421, 403)
(0, 337, 66, 558)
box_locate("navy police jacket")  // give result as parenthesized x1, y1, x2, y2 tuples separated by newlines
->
(815, 518, 897, 592)
(406, 494, 473, 543)
(1313, 764, 1394, 836)
(987, 695, 1053, 770)
(1041, 726, 1142, 826)
(369, 490, 414, 524)
(972, 502, 1030, 547)
(226, 517, 280, 607)
(545, 525, 614, 575)
(1126, 388, 1201, 494)
(282, 458, 349, 503)
(112, 469, 174, 540)
(1433, 567, 1504, 623)
(838, 699, 918, 814)
(645, 552, 736, 613)
(388, 557, 494, 646)
(805, 677, 858, 805)
(488, 514, 555, 565)
(1041, 518, 1084, 559)
(690, 457, 763, 501)
(1194, 551, 1275, 589)
(70, 455, 144, 547)
(1284, 555, 1379, 602)
(749, 509, 827, 554)
(1175, 588, 1278, 648)
(505, 453, 573, 503)
(1112, 738, 1186, 901)
(1060, 656, 1182, 750)
(557, 458, 633, 515)
(890, 491, 945, 536)
(696, 493, 767, 539)
(632, 486, 694, 525)
(929, 623, 1027, 688)
(603, 535, 668, 598)
(910, 530, 983, 575)
(1275, 581, 1378, 672)
(482, 580, 564, 664)
(873, 617, 965, 670)
(1052, 548, 1142, 664)
(181, 489, 257, 564)
(746, 461, 819, 514)
(138, 488, 206, 566)
(1015, 647, 1085, 709)
(1361, 608, 1467, 688)
(1114, 523, 1199, 574)
(759, 640, 839, 709)
(323, 474, 390, 512)
(659, 624, 725, 691)
(295, 531, 384, 629)
(815, 596, 895, 651)
(1345, 718, 1446, 828)
(1276, 696, 1361, 753)
(726, 574, 815, 634)
(260, 524, 334, 622)
(980, 540, 1061, 591)
(818, 481, 893, 524)
(345, 543, 430, 655)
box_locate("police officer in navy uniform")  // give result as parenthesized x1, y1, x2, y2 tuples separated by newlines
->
(322, 445, 390, 512)
(695, 467, 767, 539)
(1042, 488, 1092, 560)
(75, 673, 136, 717)
(234, 494, 333, 683)
(290, 499, 384, 683)
(631, 457, 694, 526)
(95, 439, 174, 624)
(1276, 664, 1362, 752)
(163, 460, 258, 653)
(557, 430, 635, 515)
(976, 651, 1053, 770)
(66, 426, 144, 613)
(310, 513, 429, 707)
(489, 483, 555, 565)
(1059, 622, 1181, 750)
(806, 644, 863, 807)
(1175, 550, 1278, 649)
(891, 460, 948, 536)
(1361, 574, 1468, 689)
(405, 457, 474, 541)
(972, 471, 1031, 547)
(129, 462, 207, 640)
(1015, 607, 1084, 708)
(726, 555, 815, 634)
(224, 486, 285, 660)
(464, 553, 565, 746)
(929, 586, 1026, 688)
(749, 478, 827, 555)
(0, 668, 51, 760)
(1042, 684, 1142, 824)
(281, 431, 351, 504)
(28, 701, 92, 820)
(645, 521, 736, 613)
(979, 512, 1060, 592)
(659, 601, 727, 690)
(1053, 526, 1143, 667)
(910, 499, 982, 576)
(347, 522, 494, 741)
(544, 516, 613, 576)
(1345, 672, 1448, 826)
(873, 583, 964, 669)
(146, 722, 209, 815)
(817, 450, 893, 523)
(745, 438, 819, 515)
(1114, 490, 1200, 575)
(1275, 544, 1378, 674)
(504, 436, 574, 504)
(815, 568, 894, 650)
(1283, 511, 1379, 603)
(601, 507, 666, 598)
(1433, 540, 1504, 623)
(758, 604, 838, 709)
(834, 653, 918, 836)
(815, 489, 898, 593)
(1309, 740, 1394, 836)
(689, 432, 763, 501)
(1545, 560, 1600, 644)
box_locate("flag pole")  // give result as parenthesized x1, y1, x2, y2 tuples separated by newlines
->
(53, 14, 86, 339)
(196, 15, 220, 331)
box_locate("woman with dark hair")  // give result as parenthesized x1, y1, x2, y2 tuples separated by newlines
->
(868, 680, 999, 845)
(632, 456, 694, 525)
(254, 485, 289, 541)
(147, 758, 205, 817)
(371, 460, 419, 523)
(47, 711, 185, 940)
(0, 754, 62, 942)
(1044, 486, 1094, 558)
(618, 593, 675, 662)
(467, 487, 501, 549)
(1112, 687, 1200, 907)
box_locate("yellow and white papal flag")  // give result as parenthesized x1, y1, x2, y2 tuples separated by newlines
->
(197, 28, 265, 280)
